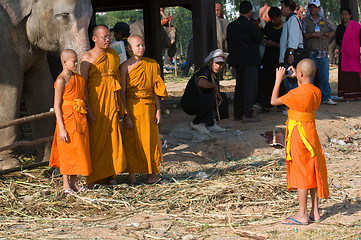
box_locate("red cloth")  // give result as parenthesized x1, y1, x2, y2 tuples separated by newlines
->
(341, 20, 361, 76)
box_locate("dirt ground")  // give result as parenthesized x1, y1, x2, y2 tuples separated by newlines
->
(1, 65, 361, 239)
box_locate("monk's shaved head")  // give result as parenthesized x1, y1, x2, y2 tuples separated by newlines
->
(128, 35, 144, 45)
(127, 35, 145, 57)
(297, 59, 316, 78)
(60, 49, 77, 63)
(92, 24, 109, 36)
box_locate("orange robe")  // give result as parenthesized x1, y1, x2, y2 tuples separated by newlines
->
(123, 57, 168, 174)
(280, 84, 329, 199)
(86, 48, 127, 183)
(49, 73, 92, 176)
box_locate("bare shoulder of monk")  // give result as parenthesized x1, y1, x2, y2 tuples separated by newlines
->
(56, 74, 69, 87)
(120, 60, 131, 75)
(81, 50, 98, 65)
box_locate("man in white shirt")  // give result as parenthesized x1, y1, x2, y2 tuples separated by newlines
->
(279, 0, 304, 91)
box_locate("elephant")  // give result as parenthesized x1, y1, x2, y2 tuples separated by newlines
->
(182, 16, 229, 77)
(0, 0, 93, 170)
(130, 20, 177, 59)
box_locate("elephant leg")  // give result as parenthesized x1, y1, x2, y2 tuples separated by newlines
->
(0, 53, 22, 170)
(23, 53, 55, 163)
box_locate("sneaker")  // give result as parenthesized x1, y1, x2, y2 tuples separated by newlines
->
(207, 123, 225, 132)
(322, 99, 337, 105)
(190, 122, 210, 134)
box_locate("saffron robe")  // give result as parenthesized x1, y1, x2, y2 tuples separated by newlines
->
(86, 48, 127, 183)
(280, 84, 329, 199)
(123, 57, 168, 174)
(49, 73, 92, 176)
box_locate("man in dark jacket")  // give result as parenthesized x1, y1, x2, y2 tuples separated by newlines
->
(227, 1, 263, 122)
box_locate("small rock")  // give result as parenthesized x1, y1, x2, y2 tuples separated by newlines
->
(194, 171, 209, 179)
(23, 195, 33, 202)
(331, 138, 346, 145)
(182, 234, 196, 240)
(126, 223, 140, 228)
(197, 151, 203, 157)
(10, 224, 29, 230)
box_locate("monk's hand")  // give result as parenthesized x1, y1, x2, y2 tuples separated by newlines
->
(124, 115, 134, 128)
(60, 128, 70, 143)
(155, 109, 161, 125)
(275, 67, 286, 83)
(287, 65, 297, 78)
(87, 108, 95, 124)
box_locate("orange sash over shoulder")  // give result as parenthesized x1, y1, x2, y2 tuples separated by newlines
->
(49, 73, 92, 176)
(86, 48, 127, 184)
(123, 57, 168, 174)
(280, 84, 329, 199)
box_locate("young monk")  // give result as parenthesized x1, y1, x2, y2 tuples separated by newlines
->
(271, 59, 329, 225)
(50, 49, 92, 194)
(120, 35, 168, 185)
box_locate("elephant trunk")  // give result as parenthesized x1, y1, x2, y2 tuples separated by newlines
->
(62, 26, 90, 59)
(62, 3, 93, 59)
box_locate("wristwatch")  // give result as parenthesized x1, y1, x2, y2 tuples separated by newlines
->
(289, 51, 293, 55)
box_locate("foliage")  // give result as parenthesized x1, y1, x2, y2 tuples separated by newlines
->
(96, 10, 143, 28)
(167, 7, 192, 59)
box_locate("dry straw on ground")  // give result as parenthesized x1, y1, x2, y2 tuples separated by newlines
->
(0, 136, 360, 239)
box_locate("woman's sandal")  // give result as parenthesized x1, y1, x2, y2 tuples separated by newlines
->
(63, 189, 76, 195)
(78, 187, 87, 193)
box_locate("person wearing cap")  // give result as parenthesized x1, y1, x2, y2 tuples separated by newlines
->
(181, 49, 229, 134)
(110, 22, 131, 60)
(302, 0, 336, 105)
(227, 1, 263, 122)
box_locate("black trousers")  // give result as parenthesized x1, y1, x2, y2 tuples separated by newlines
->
(181, 93, 229, 126)
(234, 65, 258, 119)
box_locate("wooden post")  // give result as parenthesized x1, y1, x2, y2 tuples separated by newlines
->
(192, 0, 217, 69)
(143, 0, 163, 77)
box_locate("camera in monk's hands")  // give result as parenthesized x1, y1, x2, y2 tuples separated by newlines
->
(285, 69, 293, 76)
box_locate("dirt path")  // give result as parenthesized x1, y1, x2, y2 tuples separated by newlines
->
(1, 65, 361, 239)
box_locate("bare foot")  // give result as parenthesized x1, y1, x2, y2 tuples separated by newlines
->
(281, 214, 309, 225)
(147, 174, 161, 184)
(128, 173, 137, 185)
(309, 211, 321, 222)
(108, 179, 117, 185)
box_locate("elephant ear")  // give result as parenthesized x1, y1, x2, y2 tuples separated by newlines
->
(0, 0, 35, 26)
